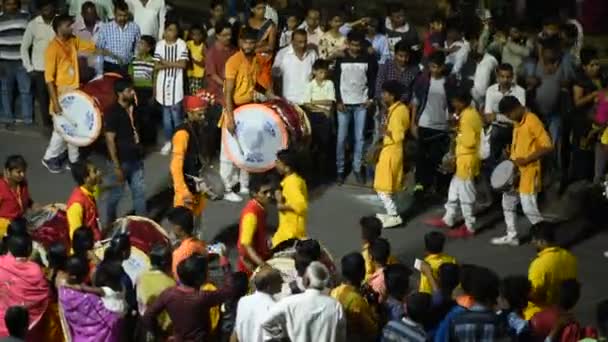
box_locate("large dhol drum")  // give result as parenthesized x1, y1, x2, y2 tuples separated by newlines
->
(222, 99, 311, 172)
(491, 160, 519, 192)
(95, 216, 170, 284)
(55, 73, 123, 146)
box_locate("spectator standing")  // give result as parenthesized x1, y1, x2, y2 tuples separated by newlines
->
(186, 25, 206, 94)
(443, 25, 470, 78)
(471, 49, 499, 107)
(364, 17, 391, 65)
(272, 29, 318, 105)
(20, 0, 55, 130)
(422, 13, 445, 61)
(153, 22, 188, 155)
(128, 35, 156, 113)
(0, 306, 28, 342)
(278, 12, 300, 49)
(298, 8, 323, 50)
(104, 79, 146, 224)
(68, 0, 114, 22)
(318, 12, 346, 62)
(501, 23, 531, 77)
(96, 1, 141, 74)
(384, 4, 419, 55)
(125, 0, 166, 40)
(232, 267, 282, 342)
(262, 261, 346, 342)
(246, 0, 276, 92)
(205, 20, 236, 107)
(205, 0, 236, 46)
(0, 0, 32, 128)
(334, 30, 377, 185)
(72, 1, 102, 41)
(382, 293, 431, 342)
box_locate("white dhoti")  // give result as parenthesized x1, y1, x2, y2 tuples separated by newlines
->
(501, 191, 543, 237)
(443, 176, 477, 230)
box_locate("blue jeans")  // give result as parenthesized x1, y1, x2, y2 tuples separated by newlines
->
(336, 104, 367, 174)
(548, 115, 561, 146)
(162, 102, 183, 141)
(105, 159, 146, 224)
(0, 62, 33, 124)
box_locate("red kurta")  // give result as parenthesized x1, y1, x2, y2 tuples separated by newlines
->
(0, 178, 32, 220)
(66, 187, 102, 241)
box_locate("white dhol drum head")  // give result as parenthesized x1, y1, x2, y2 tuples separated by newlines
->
(491, 160, 516, 190)
(54, 90, 102, 147)
(222, 104, 288, 173)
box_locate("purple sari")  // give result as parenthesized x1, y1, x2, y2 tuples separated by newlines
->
(58, 288, 123, 342)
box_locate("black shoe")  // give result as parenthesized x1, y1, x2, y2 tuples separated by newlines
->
(354, 171, 366, 185)
(336, 173, 345, 185)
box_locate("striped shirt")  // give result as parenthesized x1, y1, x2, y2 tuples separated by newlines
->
(96, 20, 140, 64)
(382, 317, 427, 342)
(129, 55, 155, 88)
(0, 10, 30, 61)
(154, 38, 188, 106)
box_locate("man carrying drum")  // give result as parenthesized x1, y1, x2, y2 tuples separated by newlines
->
(221, 27, 276, 202)
(41, 14, 121, 173)
(491, 96, 553, 246)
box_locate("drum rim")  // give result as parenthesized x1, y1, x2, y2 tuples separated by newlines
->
(55, 90, 103, 147)
(222, 103, 289, 173)
(292, 103, 312, 137)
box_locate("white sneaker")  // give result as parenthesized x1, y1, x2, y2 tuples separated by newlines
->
(160, 142, 172, 155)
(375, 213, 390, 221)
(490, 234, 520, 246)
(239, 187, 249, 195)
(381, 215, 403, 229)
(224, 192, 243, 202)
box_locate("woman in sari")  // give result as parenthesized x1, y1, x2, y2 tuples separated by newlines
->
(246, 0, 276, 91)
(58, 256, 123, 342)
(37, 242, 69, 342)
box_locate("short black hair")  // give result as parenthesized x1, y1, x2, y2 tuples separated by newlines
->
(340, 252, 365, 285)
(140, 35, 156, 49)
(394, 40, 411, 54)
(360, 216, 382, 243)
(52, 14, 74, 33)
(103, 234, 131, 263)
(296, 239, 321, 261)
(580, 47, 598, 67)
(384, 264, 411, 300)
(167, 206, 195, 236)
(370, 238, 390, 265)
(7, 217, 28, 237)
(241, 27, 258, 41)
(94, 260, 124, 291)
(81, 1, 96, 12)
(249, 172, 272, 195)
(292, 28, 307, 39)
(72, 226, 94, 257)
(149, 243, 172, 270)
(459, 264, 477, 294)
(438, 263, 459, 294)
(381, 80, 404, 100)
(113, 78, 133, 95)
(4, 155, 27, 171)
(4, 306, 28, 338)
(294, 253, 313, 277)
(177, 253, 208, 287)
(214, 20, 232, 36)
(469, 266, 500, 305)
(347, 30, 365, 44)
(233, 272, 250, 299)
(530, 221, 556, 244)
(424, 231, 445, 254)
(48, 242, 68, 271)
(498, 95, 522, 115)
(70, 160, 92, 186)
(450, 86, 473, 105)
(312, 59, 329, 71)
(497, 63, 514, 74)
(65, 256, 89, 283)
(558, 279, 581, 310)
(276, 148, 298, 171)
(190, 24, 204, 33)
(428, 51, 446, 66)
(406, 292, 432, 323)
(38, 0, 55, 9)
(114, 0, 129, 13)
(500, 275, 531, 311)
(8, 234, 32, 258)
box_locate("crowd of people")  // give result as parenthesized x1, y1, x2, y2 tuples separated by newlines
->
(0, 0, 607, 340)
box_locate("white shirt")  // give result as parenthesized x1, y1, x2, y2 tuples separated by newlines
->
(126, 0, 166, 40)
(261, 289, 346, 342)
(303, 79, 335, 112)
(471, 53, 498, 105)
(446, 39, 470, 76)
(71, 17, 102, 42)
(484, 83, 526, 124)
(272, 45, 318, 104)
(20, 16, 55, 72)
(264, 5, 279, 26)
(153, 39, 188, 105)
(101, 287, 127, 315)
(298, 22, 323, 47)
(234, 291, 276, 342)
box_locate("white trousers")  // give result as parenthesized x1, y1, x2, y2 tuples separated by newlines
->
(219, 141, 249, 191)
(502, 191, 543, 237)
(43, 129, 79, 163)
(378, 192, 398, 216)
(443, 176, 476, 230)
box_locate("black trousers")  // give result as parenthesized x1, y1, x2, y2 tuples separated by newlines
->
(308, 111, 335, 182)
(31, 71, 51, 127)
(414, 126, 450, 193)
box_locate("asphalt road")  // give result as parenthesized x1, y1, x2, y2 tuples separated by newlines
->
(1, 127, 607, 324)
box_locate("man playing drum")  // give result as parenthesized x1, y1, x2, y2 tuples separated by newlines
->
(66, 160, 103, 242)
(237, 174, 274, 276)
(491, 96, 553, 246)
(221, 27, 275, 202)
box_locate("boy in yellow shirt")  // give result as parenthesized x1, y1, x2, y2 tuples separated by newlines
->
(419, 231, 456, 294)
(360, 216, 398, 281)
(187, 25, 206, 94)
(491, 96, 553, 246)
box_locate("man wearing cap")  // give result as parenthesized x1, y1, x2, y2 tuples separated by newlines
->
(170, 95, 212, 219)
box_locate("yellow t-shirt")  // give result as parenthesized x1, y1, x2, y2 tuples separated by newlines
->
(527, 246, 577, 313)
(330, 284, 378, 339)
(187, 40, 205, 78)
(511, 112, 552, 194)
(419, 253, 457, 294)
(224, 51, 256, 106)
(271, 173, 308, 247)
(362, 242, 398, 282)
(45, 36, 96, 91)
(455, 107, 482, 180)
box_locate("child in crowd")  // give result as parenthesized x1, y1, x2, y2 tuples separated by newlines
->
(154, 22, 189, 155)
(168, 206, 207, 280)
(72, 226, 100, 281)
(383, 264, 411, 321)
(423, 12, 445, 60)
(187, 25, 207, 94)
(360, 216, 397, 281)
(367, 237, 391, 303)
(303, 59, 335, 183)
(279, 12, 300, 49)
(418, 231, 456, 294)
(318, 12, 346, 62)
(130, 35, 156, 104)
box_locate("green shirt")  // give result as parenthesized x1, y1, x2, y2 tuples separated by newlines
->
(129, 55, 155, 89)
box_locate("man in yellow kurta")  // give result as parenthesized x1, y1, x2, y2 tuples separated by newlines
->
(491, 96, 553, 246)
(272, 149, 308, 247)
(433, 89, 483, 238)
(373, 81, 410, 229)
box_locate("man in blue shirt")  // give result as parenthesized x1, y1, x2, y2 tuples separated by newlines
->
(96, 1, 140, 74)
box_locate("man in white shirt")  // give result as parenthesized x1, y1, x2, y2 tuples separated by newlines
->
(261, 262, 346, 342)
(20, 0, 55, 129)
(272, 29, 318, 105)
(471, 51, 499, 107)
(233, 267, 282, 342)
(298, 8, 323, 49)
(126, 0, 166, 40)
